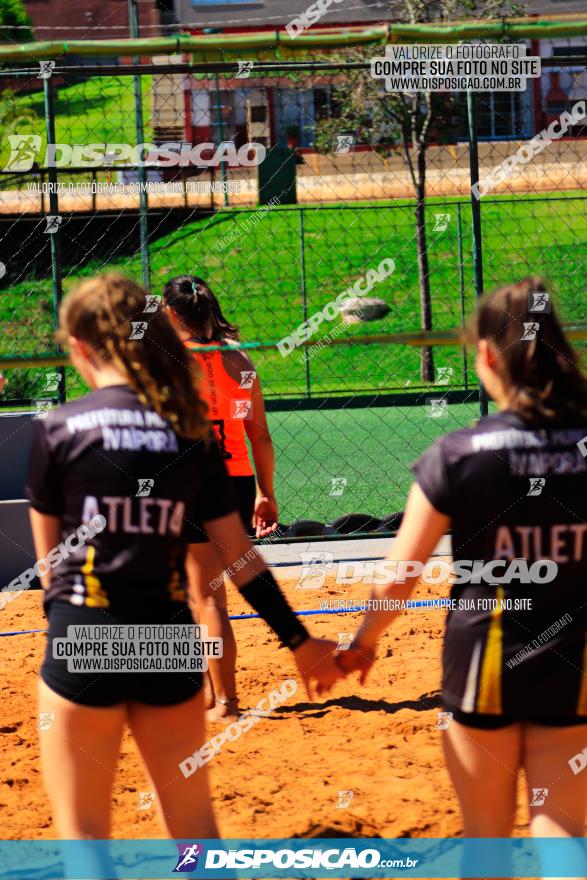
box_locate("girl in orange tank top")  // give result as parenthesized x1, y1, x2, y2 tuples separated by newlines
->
(163, 275, 278, 721)
(184, 341, 254, 479)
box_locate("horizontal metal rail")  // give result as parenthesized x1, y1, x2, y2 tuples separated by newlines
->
(1, 55, 587, 78)
(2, 325, 587, 371)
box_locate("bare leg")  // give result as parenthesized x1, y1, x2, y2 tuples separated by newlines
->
(523, 723, 587, 880)
(127, 691, 220, 838)
(38, 680, 125, 838)
(38, 680, 125, 878)
(442, 719, 523, 878)
(187, 545, 238, 721)
(442, 720, 523, 836)
(524, 723, 587, 836)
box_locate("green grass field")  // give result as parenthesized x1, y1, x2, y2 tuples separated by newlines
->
(3, 191, 587, 402)
(1, 136, 585, 521)
(269, 402, 483, 523)
(2, 75, 586, 398)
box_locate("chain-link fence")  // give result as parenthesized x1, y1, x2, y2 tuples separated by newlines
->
(1, 41, 587, 526)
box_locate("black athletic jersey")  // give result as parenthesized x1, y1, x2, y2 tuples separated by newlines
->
(412, 409, 587, 721)
(26, 384, 236, 612)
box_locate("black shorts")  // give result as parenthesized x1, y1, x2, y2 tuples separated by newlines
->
(445, 708, 587, 730)
(231, 474, 256, 535)
(443, 623, 587, 729)
(41, 601, 203, 708)
(189, 475, 256, 543)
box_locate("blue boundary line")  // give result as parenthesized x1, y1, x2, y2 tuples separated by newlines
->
(269, 555, 386, 568)
(0, 600, 447, 636)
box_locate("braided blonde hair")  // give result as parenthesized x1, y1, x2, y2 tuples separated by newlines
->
(59, 273, 208, 439)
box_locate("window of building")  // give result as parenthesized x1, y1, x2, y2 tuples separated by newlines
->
(551, 45, 587, 56)
(452, 90, 533, 141)
(191, 1, 263, 6)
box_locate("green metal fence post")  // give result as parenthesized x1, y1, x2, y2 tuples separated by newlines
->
(43, 75, 66, 403)
(466, 91, 489, 417)
(213, 73, 229, 208)
(129, 0, 150, 288)
(298, 208, 311, 398)
(456, 202, 469, 391)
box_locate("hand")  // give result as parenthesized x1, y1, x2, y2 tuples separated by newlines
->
(253, 494, 278, 538)
(335, 640, 376, 685)
(292, 637, 347, 699)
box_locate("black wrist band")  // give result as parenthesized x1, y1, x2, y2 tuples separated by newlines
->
(238, 569, 310, 650)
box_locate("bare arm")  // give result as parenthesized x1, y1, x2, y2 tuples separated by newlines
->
(352, 483, 450, 652)
(244, 377, 278, 536)
(194, 511, 265, 588)
(222, 349, 277, 536)
(189, 513, 345, 696)
(245, 376, 275, 498)
(28, 509, 62, 590)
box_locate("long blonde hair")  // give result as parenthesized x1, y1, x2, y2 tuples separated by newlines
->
(59, 273, 208, 439)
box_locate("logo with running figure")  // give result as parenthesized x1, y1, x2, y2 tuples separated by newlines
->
(527, 477, 546, 496)
(38, 712, 55, 731)
(33, 400, 53, 420)
(137, 792, 155, 811)
(528, 291, 551, 314)
(530, 787, 549, 806)
(45, 215, 62, 235)
(236, 60, 254, 78)
(3, 134, 42, 171)
(433, 213, 451, 232)
(336, 790, 354, 808)
(426, 397, 448, 418)
(38, 60, 56, 80)
(330, 477, 347, 497)
(136, 478, 155, 498)
(239, 370, 256, 389)
(297, 552, 334, 589)
(333, 134, 355, 154)
(129, 321, 149, 341)
(143, 295, 161, 314)
(521, 322, 540, 342)
(43, 372, 60, 393)
(173, 843, 204, 872)
(231, 399, 253, 420)
(436, 711, 453, 730)
(435, 366, 453, 386)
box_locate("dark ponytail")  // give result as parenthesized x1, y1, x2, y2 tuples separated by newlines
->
(473, 277, 587, 426)
(162, 275, 239, 343)
(58, 273, 208, 440)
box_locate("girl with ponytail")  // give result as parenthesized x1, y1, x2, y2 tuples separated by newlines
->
(27, 273, 344, 851)
(163, 274, 278, 722)
(340, 278, 587, 847)
(472, 276, 587, 425)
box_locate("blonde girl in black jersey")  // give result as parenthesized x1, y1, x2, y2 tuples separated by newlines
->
(28, 274, 344, 850)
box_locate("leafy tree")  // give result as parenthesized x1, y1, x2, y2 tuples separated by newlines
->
(0, 0, 33, 42)
(316, 0, 524, 381)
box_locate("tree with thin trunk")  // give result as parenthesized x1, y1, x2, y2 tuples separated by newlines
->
(315, 0, 523, 381)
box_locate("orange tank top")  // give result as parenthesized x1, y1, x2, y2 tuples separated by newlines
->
(185, 340, 254, 478)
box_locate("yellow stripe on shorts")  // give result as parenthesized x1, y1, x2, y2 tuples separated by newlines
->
(81, 544, 109, 608)
(476, 586, 504, 715)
